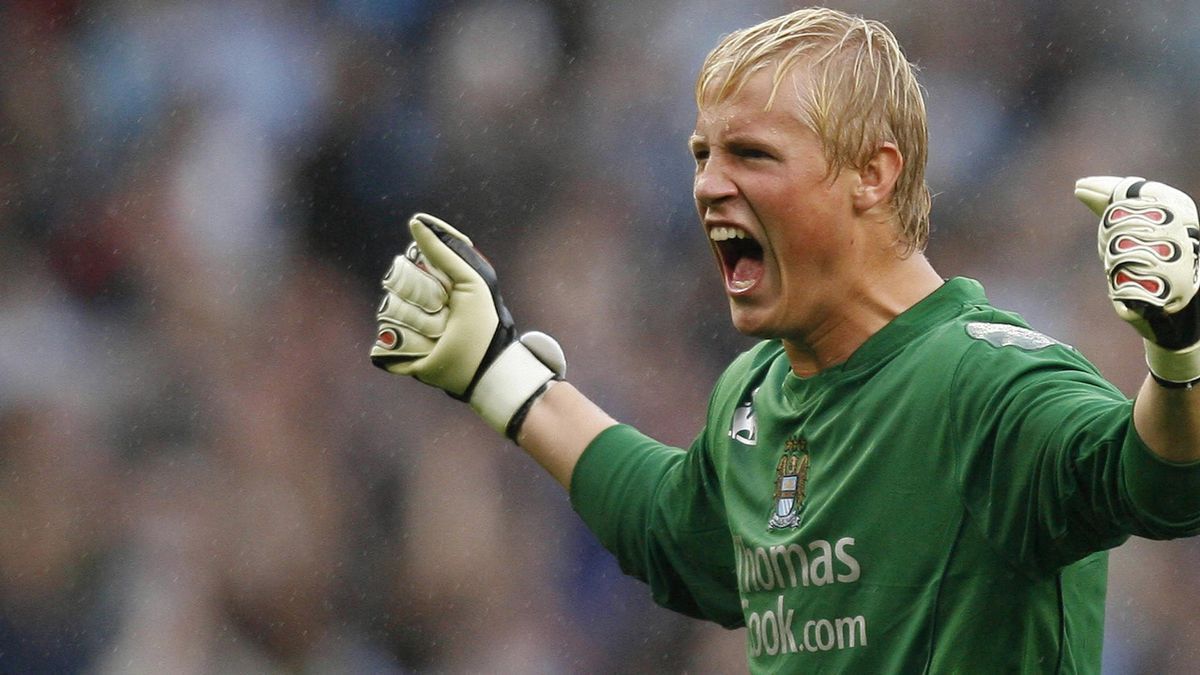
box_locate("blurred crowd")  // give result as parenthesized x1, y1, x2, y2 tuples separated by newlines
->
(2, 0, 1200, 672)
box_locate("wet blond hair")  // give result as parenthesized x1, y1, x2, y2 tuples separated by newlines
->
(696, 7, 931, 254)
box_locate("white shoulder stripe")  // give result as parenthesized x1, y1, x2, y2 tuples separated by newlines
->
(965, 322, 1070, 351)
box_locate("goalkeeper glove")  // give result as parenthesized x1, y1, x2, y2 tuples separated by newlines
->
(370, 214, 565, 438)
(1076, 176, 1200, 387)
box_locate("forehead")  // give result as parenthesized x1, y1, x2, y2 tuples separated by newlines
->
(692, 67, 810, 138)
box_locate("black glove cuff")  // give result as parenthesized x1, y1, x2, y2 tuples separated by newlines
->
(1151, 372, 1200, 390)
(504, 379, 559, 440)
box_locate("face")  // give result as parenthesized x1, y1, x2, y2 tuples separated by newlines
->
(691, 67, 865, 342)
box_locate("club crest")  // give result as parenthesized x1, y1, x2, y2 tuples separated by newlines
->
(768, 436, 809, 530)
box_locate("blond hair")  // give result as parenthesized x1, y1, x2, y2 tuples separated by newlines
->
(696, 7, 931, 253)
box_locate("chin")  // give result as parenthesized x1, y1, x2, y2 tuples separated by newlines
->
(727, 304, 778, 339)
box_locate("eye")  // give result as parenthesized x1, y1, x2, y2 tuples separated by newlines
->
(691, 147, 710, 164)
(733, 145, 773, 160)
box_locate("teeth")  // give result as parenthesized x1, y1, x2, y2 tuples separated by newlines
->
(709, 227, 749, 242)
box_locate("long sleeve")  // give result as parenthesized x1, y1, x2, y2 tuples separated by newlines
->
(569, 424, 743, 627)
(950, 336, 1200, 574)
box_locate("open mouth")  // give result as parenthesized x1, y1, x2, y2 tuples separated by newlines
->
(709, 226, 764, 294)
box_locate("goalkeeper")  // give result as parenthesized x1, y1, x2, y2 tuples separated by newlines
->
(370, 7, 1200, 672)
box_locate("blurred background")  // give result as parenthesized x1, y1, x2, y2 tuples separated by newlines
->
(2, 0, 1199, 672)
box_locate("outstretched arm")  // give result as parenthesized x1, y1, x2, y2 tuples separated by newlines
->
(1077, 176, 1200, 463)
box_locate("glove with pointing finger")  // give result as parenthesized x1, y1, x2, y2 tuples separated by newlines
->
(370, 213, 565, 438)
(1076, 176, 1200, 387)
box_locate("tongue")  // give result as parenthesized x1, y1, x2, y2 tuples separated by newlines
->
(731, 256, 764, 285)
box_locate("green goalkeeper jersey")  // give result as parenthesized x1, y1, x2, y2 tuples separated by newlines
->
(570, 278, 1200, 674)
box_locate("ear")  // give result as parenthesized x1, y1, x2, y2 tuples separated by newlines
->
(853, 142, 903, 214)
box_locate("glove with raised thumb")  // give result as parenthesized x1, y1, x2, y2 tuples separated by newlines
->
(371, 213, 565, 437)
(1077, 176, 1200, 387)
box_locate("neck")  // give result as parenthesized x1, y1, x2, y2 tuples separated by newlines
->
(783, 253, 943, 377)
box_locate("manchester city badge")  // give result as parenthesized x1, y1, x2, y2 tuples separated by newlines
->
(768, 436, 809, 530)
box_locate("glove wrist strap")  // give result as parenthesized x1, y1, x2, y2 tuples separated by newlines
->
(470, 341, 558, 439)
(1144, 339, 1200, 388)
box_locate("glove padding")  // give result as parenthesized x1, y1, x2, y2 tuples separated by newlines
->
(370, 214, 565, 437)
(1077, 176, 1200, 385)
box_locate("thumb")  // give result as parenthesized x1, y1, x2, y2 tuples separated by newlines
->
(409, 213, 488, 285)
(1074, 176, 1146, 216)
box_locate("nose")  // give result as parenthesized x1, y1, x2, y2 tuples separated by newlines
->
(693, 157, 737, 208)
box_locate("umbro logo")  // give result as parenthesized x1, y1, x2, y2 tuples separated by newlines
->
(730, 400, 757, 446)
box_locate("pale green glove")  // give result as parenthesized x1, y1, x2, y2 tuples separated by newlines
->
(371, 214, 565, 437)
(1077, 176, 1200, 386)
